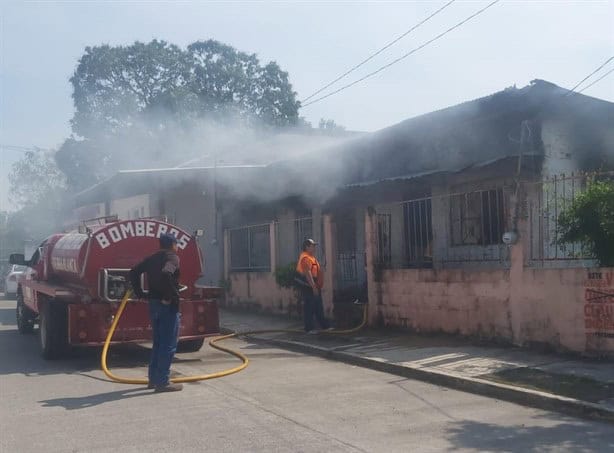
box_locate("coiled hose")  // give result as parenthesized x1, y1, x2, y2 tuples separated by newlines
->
(101, 290, 368, 385)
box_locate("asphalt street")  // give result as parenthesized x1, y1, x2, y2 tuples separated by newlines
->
(1, 298, 613, 453)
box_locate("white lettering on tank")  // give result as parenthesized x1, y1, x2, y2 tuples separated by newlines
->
(135, 222, 145, 236)
(51, 257, 78, 273)
(96, 232, 110, 249)
(94, 222, 192, 250)
(145, 222, 156, 238)
(120, 222, 135, 239)
(177, 234, 189, 250)
(156, 224, 168, 238)
(109, 226, 122, 243)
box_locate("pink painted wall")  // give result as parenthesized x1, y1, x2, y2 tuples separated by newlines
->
(226, 272, 297, 315)
(226, 271, 335, 318)
(372, 264, 614, 355)
(372, 268, 512, 338)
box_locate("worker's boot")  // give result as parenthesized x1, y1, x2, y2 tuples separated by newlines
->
(155, 383, 183, 392)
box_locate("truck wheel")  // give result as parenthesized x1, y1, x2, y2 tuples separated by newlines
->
(16, 291, 35, 334)
(39, 300, 68, 360)
(177, 338, 205, 353)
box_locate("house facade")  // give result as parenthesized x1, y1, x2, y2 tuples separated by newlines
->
(223, 81, 614, 355)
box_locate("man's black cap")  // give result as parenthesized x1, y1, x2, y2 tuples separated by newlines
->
(160, 233, 178, 249)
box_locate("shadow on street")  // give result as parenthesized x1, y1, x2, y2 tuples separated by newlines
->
(38, 388, 154, 410)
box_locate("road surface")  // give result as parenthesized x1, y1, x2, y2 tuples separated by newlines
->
(1, 298, 613, 452)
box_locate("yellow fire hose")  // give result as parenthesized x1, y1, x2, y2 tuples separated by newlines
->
(101, 290, 368, 385)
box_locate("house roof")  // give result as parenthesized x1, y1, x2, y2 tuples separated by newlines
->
(74, 129, 360, 206)
(75, 80, 614, 207)
(266, 80, 614, 199)
(176, 130, 361, 168)
(74, 165, 267, 205)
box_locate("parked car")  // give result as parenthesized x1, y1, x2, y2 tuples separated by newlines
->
(4, 265, 26, 298)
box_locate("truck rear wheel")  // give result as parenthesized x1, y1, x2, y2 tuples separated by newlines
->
(39, 300, 69, 360)
(16, 291, 35, 334)
(177, 338, 205, 353)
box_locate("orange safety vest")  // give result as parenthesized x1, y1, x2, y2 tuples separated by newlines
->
(296, 252, 324, 289)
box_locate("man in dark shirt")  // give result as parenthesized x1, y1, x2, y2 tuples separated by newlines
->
(129, 233, 183, 392)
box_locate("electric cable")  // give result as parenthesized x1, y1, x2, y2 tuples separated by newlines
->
(302, 0, 502, 108)
(302, 0, 457, 102)
(566, 56, 614, 95)
(578, 67, 614, 94)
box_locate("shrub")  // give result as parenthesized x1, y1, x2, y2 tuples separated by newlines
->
(557, 179, 614, 266)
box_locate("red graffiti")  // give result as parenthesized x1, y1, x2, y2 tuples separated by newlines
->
(584, 272, 614, 334)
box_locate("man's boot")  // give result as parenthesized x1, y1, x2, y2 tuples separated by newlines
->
(155, 383, 183, 392)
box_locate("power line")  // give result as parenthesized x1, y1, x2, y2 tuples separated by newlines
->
(578, 67, 614, 94)
(0, 144, 50, 153)
(301, 0, 457, 103)
(567, 56, 614, 95)
(302, 0, 501, 108)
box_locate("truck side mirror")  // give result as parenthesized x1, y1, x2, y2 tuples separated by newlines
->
(9, 254, 26, 266)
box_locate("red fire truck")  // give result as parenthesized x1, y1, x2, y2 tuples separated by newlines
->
(11, 217, 220, 359)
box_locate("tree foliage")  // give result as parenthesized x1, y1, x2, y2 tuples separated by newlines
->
(4, 151, 69, 250)
(557, 179, 614, 266)
(58, 39, 301, 191)
(9, 150, 66, 207)
(319, 118, 346, 133)
(70, 40, 189, 138)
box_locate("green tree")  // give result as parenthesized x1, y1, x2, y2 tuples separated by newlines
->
(557, 179, 614, 266)
(186, 40, 300, 127)
(9, 149, 66, 207)
(4, 151, 69, 254)
(318, 118, 346, 133)
(58, 39, 302, 191)
(70, 40, 189, 138)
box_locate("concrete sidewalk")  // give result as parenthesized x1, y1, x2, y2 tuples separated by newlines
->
(219, 308, 614, 423)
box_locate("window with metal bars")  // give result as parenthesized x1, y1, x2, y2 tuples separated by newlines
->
(450, 189, 505, 246)
(403, 199, 433, 267)
(230, 224, 271, 272)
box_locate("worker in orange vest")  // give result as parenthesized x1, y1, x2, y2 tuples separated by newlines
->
(296, 238, 331, 333)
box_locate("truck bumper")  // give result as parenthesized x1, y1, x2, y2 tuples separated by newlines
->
(67, 299, 220, 346)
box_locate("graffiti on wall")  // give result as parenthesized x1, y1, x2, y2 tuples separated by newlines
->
(584, 271, 614, 339)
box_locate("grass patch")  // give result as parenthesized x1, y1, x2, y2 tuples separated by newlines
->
(482, 368, 614, 403)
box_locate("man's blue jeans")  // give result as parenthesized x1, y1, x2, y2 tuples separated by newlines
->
(301, 289, 330, 332)
(148, 299, 180, 387)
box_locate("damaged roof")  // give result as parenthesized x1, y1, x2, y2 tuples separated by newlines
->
(268, 80, 614, 197)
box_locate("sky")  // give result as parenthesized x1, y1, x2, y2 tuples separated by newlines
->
(1, 0, 613, 211)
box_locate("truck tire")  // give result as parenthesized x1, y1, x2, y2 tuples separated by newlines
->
(16, 291, 35, 334)
(39, 300, 69, 360)
(176, 338, 205, 353)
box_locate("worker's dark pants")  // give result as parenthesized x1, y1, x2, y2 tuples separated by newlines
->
(148, 300, 180, 387)
(301, 289, 329, 332)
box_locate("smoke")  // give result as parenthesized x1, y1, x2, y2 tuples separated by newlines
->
(67, 107, 360, 216)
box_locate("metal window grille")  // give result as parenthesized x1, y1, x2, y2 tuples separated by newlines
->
(450, 189, 505, 247)
(376, 213, 392, 267)
(229, 224, 271, 272)
(275, 217, 325, 266)
(337, 251, 358, 281)
(403, 198, 433, 267)
(528, 173, 599, 266)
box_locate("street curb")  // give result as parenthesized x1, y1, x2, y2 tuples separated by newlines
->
(232, 332, 614, 424)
